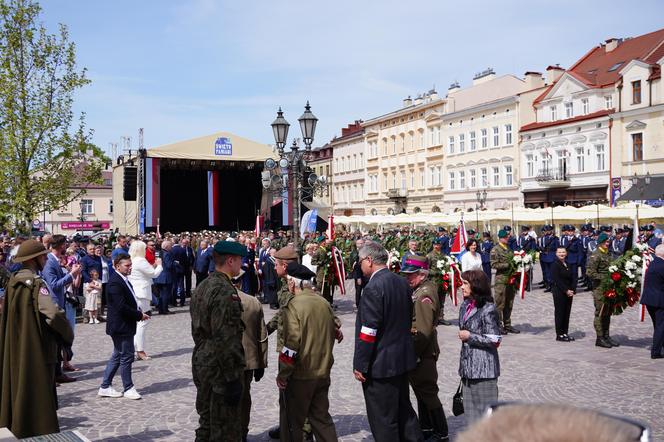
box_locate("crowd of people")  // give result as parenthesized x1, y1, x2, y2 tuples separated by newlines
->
(0, 220, 661, 441)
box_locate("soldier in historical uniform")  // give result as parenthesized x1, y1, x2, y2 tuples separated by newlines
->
(480, 232, 494, 284)
(427, 238, 451, 326)
(277, 262, 338, 441)
(401, 255, 449, 441)
(560, 225, 581, 289)
(190, 240, 247, 441)
(578, 224, 593, 288)
(610, 228, 626, 259)
(491, 230, 520, 334)
(438, 228, 451, 256)
(538, 225, 558, 292)
(586, 233, 617, 349)
(0, 240, 74, 438)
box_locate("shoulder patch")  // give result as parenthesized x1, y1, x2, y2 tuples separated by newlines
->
(39, 287, 50, 296)
(420, 296, 433, 304)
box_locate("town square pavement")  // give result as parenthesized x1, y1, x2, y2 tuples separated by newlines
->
(57, 267, 664, 441)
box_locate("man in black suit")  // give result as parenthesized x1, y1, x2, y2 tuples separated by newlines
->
(181, 237, 195, 298)
(353, 242, 422, 442)
(642, 244, 664, 359)
(170, 238, 187, 307)
(350, 238, 367, 308)
(98, 253, 149, 400)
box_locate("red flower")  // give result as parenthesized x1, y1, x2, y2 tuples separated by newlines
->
(605, 289, 617, 299)
(610, 272, 622, 282)
(508, 276, 516, 285)
(443, 274, 450, 281)
(442, 283, 449, 291)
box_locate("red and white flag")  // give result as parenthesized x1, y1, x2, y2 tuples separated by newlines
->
(326, 215, 335, 240)
(255, 215, 263, 239)
(450, 217, 468, 255)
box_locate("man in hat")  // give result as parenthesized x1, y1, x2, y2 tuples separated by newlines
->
(538, 225, 558, 292)
(190, 240, 248, 441)
(0, 240, 74, 438)
(491, 230, 519, 334)
(578, 225, 593, 288)
(500, 226, 516, 252)
(438, 228, 451, 256)
(586, 233, 616, 349)
(401, 255, 449, 441)
(560, 225, 581, 289)
(278, 262, 338, 441)
(644, 224, 661, 251)
(480, 232, 494, 283)
(610, 228, 626, 259)
(427, 238, 451, 326)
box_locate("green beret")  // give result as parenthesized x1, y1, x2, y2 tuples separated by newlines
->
(213, 240, 248, 257)
(498, 229, 508, 238)
(597, 233, 609, 244)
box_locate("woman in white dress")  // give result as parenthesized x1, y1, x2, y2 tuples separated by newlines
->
(461, 239, 483, 272)
(128, 240, 163, 361)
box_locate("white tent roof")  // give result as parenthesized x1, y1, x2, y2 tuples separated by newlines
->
(146, 131, 274, 162)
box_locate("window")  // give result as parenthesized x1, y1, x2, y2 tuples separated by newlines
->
(459, 134, 465, 153)
(492, 167, 500, 187)
(526, 154, 534, 177)
(470, 131, 476, 151)
(353, 154, 357, 170)
(383, 140, 388, 155)
(595, 144, 606, 170)
(334, 158, 338, 172)
(575, 147, 585, 172)
(401, 136, 405, 152)
(492, 127, 499, 146)
(449, 172, 456, 190)
(420, 168, 425, 187)
(632, 80, 641, 104)
(481, 129, 488, 148)
(504, 165, 513, 186)
(436, 166, 442, 187)
(358, 154, 363, 168)
(81, 199, 93, 215)
(459, 171, 466, 189)
(582, 98, 589, 115)
(401, 171, 406, 189)
(481, 168, 488, 187)
(392, 172, 397, 189)
(565, 102, 573, 119)
(605, 95, 613, 109)
(392, 138, 396, 154)
(409, 133, 414, 150)
(419, 131, 424, 149)
(448, 136, 455, 154)
(410, 171, 415, 189)
(429, 167, 435, 186)
(383, 174, 388, 191)
(550, 105, 557, 121)
(109, 199, 113, 213)
(505, 124, 512, 145)
(470, 169, 476, 188)
(632, 133, 643, 161)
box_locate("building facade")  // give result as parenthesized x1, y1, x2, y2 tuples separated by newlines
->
(308, 144, 333, 209)
(331, 121, 366, 216)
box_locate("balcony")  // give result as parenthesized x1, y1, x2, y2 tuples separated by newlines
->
(387, 188, 409, 199)
(535, 166, 570, 187)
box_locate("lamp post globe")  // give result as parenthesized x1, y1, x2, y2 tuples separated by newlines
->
(271, 107, 290, 151)
(298, 101, 318, 149)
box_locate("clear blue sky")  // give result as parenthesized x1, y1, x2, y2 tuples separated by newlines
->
(40, 0, 664, 157)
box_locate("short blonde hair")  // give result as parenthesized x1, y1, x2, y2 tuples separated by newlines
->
(128, 240, 146, 259)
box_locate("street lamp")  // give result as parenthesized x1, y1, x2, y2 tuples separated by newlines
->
(475, 189, 488, 231)
(79, 200, 86, 235)
(631, 172, 651, 226)
(263, 103, 328, 255)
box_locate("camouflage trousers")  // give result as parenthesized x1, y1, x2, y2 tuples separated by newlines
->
(193, 366, 244, 441)
(592, 289, 611, 337)
(494, 281, 516, 328)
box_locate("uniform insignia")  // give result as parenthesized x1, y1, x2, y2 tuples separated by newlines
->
(359, 326, 377, 343)
(279, 346, 297, 365)
(420, 296, 433, 304)
(39, 287, 50, 296)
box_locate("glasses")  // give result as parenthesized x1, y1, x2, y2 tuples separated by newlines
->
(486, 402, 650, 442)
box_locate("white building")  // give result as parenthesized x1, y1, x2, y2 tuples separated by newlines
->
(331, 121, 366, 216)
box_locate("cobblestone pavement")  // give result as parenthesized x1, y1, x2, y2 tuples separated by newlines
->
(58, 267, 664, 441)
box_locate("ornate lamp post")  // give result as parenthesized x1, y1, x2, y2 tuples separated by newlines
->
(263, 102, 328, 254)
(475, 189, 488, 232)
(631, 172, 651, 226)
(79, 200, 87, 234)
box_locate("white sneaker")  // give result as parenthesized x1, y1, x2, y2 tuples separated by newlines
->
(123, 387, 142, 400)
(93, 318, 100, 324)
(98, 387, 123, 398)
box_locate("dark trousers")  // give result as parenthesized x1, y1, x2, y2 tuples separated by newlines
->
(541, 261, 552, 286)
(647, 306, 664, 358)
(195, 271, 208, 288)
(173, 274, 185, 306)
(482, 263, 492, 285)
(101, 335, 135, 391)
(155, 283, 172, 313)
(241, 371, 253, 438)
(552, 290, 573, 336)
(184, 268, 193, 296)
(579, 258, 587, 283)
(355, 283, 363, 308)
(362, 373, 423, 442)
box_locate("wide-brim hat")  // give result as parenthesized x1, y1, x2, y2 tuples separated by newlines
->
(13, 239, 49, 263)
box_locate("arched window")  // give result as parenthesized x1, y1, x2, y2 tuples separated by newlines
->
(413, 207, 422, 213)
(370, 208, 378, 215)
(432, 205, 441, 213)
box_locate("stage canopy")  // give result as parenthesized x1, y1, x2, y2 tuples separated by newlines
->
(146, 131, 274, 162)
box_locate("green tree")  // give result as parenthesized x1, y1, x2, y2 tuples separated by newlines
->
(0, 0, 107, 233)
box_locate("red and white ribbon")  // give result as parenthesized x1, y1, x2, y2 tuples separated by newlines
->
(450, 264, 461, 306)
(332, 246, 346, 295)
(359, 326, 377, 343)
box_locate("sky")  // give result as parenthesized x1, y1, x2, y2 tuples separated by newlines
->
(39, 0, 664, 158)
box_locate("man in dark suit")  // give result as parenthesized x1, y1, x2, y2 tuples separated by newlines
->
(170, 238, 187, 307)
(194, 240, 211, 285)
(350, 238, 367, 308)
(353, 242, 422, 442)
(181, 237, 195, 298)
(153, 240, 175, 314)
(98, 252, 149, 399)
(641, 244, 664, 359)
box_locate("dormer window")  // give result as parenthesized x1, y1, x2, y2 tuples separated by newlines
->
(565, 102, 574, 119)
(632, 80, 642, 104)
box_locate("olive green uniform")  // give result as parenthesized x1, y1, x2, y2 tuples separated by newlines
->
(312, 247, 334, 305)
(491, 243, 515, 329)
(278, 288, 338, 442)
(586, 246, 612, 338)
(426, 250, 447, 321)
(190, 272, 245, 441)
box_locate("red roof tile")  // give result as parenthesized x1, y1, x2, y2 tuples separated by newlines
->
(520, 109, 612, 132)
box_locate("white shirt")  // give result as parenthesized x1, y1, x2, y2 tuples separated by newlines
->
(302, 254, 317, 273)
(461, 251, 483, 272)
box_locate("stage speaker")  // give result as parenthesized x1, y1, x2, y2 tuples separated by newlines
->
(123, 167, 137, 201)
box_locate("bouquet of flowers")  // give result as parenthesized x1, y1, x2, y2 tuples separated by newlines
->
(435, 255, 462, 305)
(600, 247, 646, 315)
(507, 250, 536, 297)
(388, 249, 401, 273)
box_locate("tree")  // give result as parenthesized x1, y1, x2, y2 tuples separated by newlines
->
(0, 0, 107, 233)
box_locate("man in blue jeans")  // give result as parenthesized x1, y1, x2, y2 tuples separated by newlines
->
(98, 253, 149, 400)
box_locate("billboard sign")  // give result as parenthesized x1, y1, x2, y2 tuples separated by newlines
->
(214, 137, 232, 156)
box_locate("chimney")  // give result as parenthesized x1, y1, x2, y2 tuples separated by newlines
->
(428, 88, 439, 100)
(546, 65, 565, 84)
(524, 71, 544, 90)
(605, 38, 621, 52)
(403, 95, 413, 107)
(447, 81, 461, 95)
(472, 68, 496, 85)
(413, 94, 424, 106)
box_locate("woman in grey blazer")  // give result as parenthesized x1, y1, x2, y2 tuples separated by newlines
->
(458, 269, 501, 426)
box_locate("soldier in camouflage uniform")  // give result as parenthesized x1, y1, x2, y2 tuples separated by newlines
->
(190, 241, 247, 441)
(402, 255, 449, 442)
(312, 239, 336, 305)
(427, 238, 451, 326)
(586, 233, 617, 349)
(491, 230, 520, 334)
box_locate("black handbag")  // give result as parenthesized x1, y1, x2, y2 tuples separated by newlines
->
(452, 381, 464, 416)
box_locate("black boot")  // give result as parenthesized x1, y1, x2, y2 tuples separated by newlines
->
(418, 399, 433, 438)
(605, 334, 620, 347)
(595, 337, 612, 348)
(268, 426, 280, 439)
(426, 407, 449, 442)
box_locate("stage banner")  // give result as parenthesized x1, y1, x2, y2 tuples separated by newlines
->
(207, 170, 220, 226)
(145, 158, 160, 227)
(300, 209, 318, 239)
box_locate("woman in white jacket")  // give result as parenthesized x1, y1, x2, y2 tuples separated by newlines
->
(128, 240, 163, 361)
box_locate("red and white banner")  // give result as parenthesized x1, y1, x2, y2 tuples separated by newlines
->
(450, 263, 461, 306)
(332, 246, 346, 295)
(450, 217, 468, 255)
(326, 215, 335, 240)
(255, 215, 263, 239)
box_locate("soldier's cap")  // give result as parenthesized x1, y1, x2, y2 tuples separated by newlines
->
(567, 225, 576, 231)
(599, 225, 612, 232)
(597, 233, 610, 244)
(213, 240, 248, 257)
(616, 228, 624, 234)
(580, 224, 589, 232)
(400, 255, 429, 274)
(521, 225, 530, 233)
(482, 231, 492, 238)
(502, 225, 512, 231)
(639, 225, 647, 231)
(437, 227, 446, 232)
(286, 262, 315, 280)
(274, 246, 298, 260)
(13, 239, 49, 263)
(498, 229, 509, 239)
(644, 224, 655, 231)
(433, 238, 443, 245)
(540, 225, 548, 232)
(467, 229, 476, 236)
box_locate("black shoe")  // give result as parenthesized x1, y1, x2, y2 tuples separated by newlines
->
(270, 304, 279, 310)
(556, 335, 571, 342)
(501, 327, 509, 335)
(504, 326, 520, 334)
(544, 287, 551, 293)
(605, 335, 620, 347)
(652, 352, 664, 359)
(268, 426, 280, 439)
(564, 334, 575, 341)
(438, 319, 452, 326)
(596, 337, 612, 348)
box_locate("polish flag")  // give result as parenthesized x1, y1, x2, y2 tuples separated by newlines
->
(326, 215, 335, 240)
(450, 217, 468, 256)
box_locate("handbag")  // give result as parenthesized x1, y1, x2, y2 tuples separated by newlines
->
(452, 380, 464, 416)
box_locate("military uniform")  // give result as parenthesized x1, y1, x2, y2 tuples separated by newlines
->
(190, 271, 245, 441)
(408, 279, 448, 440)
(491, 241, 517, 332)
(311, 245, 335, 305)
(586, 244, 615, 348)
(426, 249, 447, 323)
